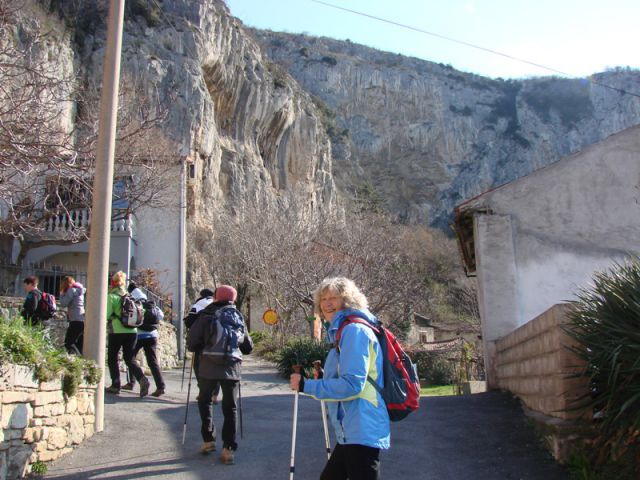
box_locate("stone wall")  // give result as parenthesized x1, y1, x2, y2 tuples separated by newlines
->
(0, 364, 96, 479)
(494, 303, 588, 420)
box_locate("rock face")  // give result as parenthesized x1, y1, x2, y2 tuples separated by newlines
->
(248, 30, 640, 227)
(30, 0, 338, 294)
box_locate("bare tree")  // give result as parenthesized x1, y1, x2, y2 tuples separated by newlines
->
(208, 200, 479, 341)
(0, 0, 175, 263)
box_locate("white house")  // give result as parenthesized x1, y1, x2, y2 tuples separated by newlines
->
(453, 124, 640, 386)
(7, 161, 187, 333)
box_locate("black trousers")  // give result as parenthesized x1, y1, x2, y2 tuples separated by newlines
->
(107, 333, 144, 388)
(197, 378, 238, 450)
(127, 336, 166, 390)
(320, 443, 381, 480)
(64, 321, 84, 355)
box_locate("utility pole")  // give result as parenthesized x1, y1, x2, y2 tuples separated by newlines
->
(83, 0, 126, 433)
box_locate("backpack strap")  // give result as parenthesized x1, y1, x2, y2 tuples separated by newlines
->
(335, 315, 379, 347)
(335, 315, 384, 393)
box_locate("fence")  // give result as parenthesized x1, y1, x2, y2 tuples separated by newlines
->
(0, 262, 87, 297)
(0, 263, 169, 312)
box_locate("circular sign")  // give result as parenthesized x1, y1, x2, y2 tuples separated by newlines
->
(262, 308, 279, 325)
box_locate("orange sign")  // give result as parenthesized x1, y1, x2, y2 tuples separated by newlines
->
(262, 308, 279, 325)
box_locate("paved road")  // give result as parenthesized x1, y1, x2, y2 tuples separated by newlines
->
(45, 357, 567, 480)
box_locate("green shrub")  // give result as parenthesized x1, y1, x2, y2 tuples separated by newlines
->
(275, 337, 331, 378)
(407, 349, 455, 386)
(253, 331, 282, 363)
(0, 317, 101, 398)
(30, 460, 47, 475)
(565, 257, 640, 470)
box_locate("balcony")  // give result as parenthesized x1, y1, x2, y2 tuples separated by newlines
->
(39, 208, 135, 238)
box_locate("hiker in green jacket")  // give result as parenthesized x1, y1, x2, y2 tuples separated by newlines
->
(105, 271, 150, 397)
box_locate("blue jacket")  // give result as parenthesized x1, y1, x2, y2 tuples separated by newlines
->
(302, 308, 390, 449)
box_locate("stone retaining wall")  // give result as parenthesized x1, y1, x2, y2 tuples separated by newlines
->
(494, 303, 593, 463)
(494, 303, 588, 420)
(0, 364, 96, 479)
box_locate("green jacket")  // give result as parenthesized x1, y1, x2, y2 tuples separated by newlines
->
(107, 287, 137, 334)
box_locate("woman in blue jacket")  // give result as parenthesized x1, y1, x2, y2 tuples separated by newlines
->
(290, 277, 390, 480)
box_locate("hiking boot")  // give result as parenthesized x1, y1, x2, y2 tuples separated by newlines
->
(200, 441, 216, 454)
(220, 447, 234, 465)
(139, 376, 150, 398)
(122, 382, 135, 391)
(105, 385, 120, 394)
(151, 388, 165, 397)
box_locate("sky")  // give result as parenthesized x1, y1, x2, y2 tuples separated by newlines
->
(224, 0, 640, 79)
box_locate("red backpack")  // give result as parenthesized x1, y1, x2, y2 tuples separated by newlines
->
(336, 315, 421, 422)
(37, 292, 57, 320)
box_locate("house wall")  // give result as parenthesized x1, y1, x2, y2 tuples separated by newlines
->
(128, 171, 183, 322)
(469, 126, 640, 384)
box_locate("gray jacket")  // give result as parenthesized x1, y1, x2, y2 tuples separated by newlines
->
(59, 283, 85, 322)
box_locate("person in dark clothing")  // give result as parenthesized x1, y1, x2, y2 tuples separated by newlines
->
(21, 276, 44, 327)
(184, 288, 217, 399)
(187, 285, 253, 465)
(122, 288, 167, 397)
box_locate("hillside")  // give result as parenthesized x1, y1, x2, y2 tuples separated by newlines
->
(249, 30, 640, 227)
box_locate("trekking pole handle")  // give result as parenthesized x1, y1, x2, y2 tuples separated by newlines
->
(312, 360, 324, 379)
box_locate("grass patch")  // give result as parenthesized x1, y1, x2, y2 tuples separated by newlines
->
(421, 384, 456, 396)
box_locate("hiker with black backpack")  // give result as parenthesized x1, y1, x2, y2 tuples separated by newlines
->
(186, 285, 253, 465)
(290, 277, 390, 480)
(105, 271, 151, 397)
(121, 284, 167, 397)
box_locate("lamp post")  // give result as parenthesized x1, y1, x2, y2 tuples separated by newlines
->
(83, 0, 126, 433)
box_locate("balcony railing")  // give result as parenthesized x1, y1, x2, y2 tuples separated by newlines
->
(43, 208, 134, 235)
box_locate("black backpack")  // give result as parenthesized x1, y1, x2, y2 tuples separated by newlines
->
(140, 300, 163, 331)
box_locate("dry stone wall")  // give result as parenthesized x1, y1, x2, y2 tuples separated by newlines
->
(0, 364, 96, 479)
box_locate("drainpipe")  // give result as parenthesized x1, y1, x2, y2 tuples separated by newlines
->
(177, 158, 187, 358)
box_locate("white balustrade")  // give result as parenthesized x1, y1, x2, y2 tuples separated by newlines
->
(42, 208, 133, 236)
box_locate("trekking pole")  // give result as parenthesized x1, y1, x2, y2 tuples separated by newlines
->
(181, 355, 195, 445)
(289, 365, 301, 480)
(181, 354, 188, 392)
(238, 381, 244, 439)
(313, 360, 331, 460)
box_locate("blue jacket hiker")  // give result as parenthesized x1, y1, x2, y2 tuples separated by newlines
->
(121, 283, 167, 397)
(290, 277, 390, 480)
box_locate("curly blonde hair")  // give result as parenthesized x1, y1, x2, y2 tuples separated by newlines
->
(111, 271, 126, 288)
(313, 277, 368, 319)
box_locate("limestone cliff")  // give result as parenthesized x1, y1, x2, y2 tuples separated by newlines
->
(40, 0, 337, 293)
(249, 30, 640, 227)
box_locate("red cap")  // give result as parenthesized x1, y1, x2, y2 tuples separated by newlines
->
(215, 285, 237, 303)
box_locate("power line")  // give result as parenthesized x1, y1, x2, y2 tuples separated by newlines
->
(311, 0, 640, 99)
